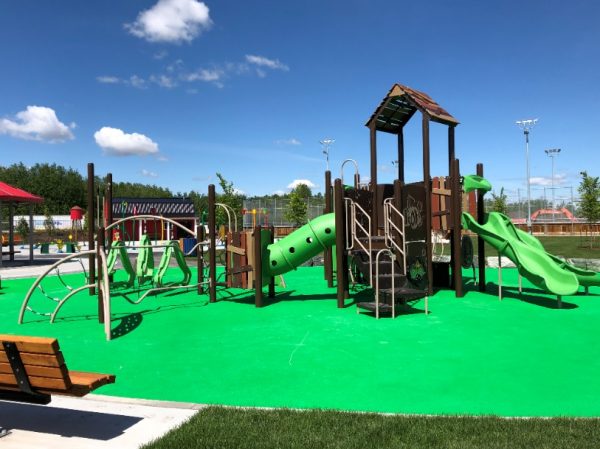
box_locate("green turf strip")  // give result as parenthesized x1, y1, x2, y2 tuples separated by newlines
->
(142, 407, 600, 449)
(2, 265, 600, 417)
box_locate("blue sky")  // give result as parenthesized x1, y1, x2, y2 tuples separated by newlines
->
(1, 0, 599, 202)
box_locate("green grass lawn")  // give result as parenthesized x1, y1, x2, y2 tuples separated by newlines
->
(142, 407, 600, 449)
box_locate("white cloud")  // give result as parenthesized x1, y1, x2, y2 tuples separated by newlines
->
(233, 188, 245, 195)
(141, 169, 158, 178)
(530, 174, 566, 186)
(245, 55, 289, 71)
(0, 106, 74, 143)
(154, 50, 169, 60)
(129, 75, 147, 89)
(150, 74, 176, 88)
(275, 138, 301, 146)
(94, 127, 159, 156)
(97, 76, 121, 84)
(157, 155, 169, 162)
(287, 179, 317, 190)
(185, 68, 223, 82)
(272, 190, 286, 196)
(125, 0, 212, 43)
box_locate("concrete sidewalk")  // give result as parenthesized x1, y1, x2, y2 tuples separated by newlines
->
(0, 394, 203, 449)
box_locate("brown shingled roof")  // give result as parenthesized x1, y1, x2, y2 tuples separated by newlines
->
(366, 83, 459, 133)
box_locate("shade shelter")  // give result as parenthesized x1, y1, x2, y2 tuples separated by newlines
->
(0, 182, 43, 267)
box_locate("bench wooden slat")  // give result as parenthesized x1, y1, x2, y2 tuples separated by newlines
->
(0, 351, 66, 367)
(0, 334, 60, 355)
(0, 361, 70, 380)
(0, 373, 68, 390)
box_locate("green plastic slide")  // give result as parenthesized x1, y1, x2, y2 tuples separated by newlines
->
(493, 213, 600, 289)
(462, 174, 492, 194)
(265, 213, 336, 277)
(462, 212, 579, 296)
(153, 241, 192, 287)
(106, 240, 135, 287)
(136, 234, 154, 282)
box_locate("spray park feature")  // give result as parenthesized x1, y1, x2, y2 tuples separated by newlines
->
(3, 83, 600, 418)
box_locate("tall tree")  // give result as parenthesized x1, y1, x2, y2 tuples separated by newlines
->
(578, 171, 600, 248)
(285, 184, 309, 227)
(490, 188, 508, 215)
(215, 173, 243, 229)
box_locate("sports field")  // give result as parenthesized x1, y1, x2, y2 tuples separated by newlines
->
(2, 265, 600, 417)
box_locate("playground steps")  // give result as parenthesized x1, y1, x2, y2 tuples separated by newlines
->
(356, 286, 428, 315)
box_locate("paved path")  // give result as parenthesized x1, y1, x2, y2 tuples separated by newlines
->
(0, 395, 203, 449)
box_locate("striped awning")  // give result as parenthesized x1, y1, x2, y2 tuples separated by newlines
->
(112, 197, 195, 218)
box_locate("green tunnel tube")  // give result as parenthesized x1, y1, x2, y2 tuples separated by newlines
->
(265, 213, 336, 277)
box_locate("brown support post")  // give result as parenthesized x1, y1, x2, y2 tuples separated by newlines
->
(452, 158, 464, 297)
(354, 173, 360, 189)
(448, 126, 456, 172)
(8, 203, 14, 261)
(422, 117, 433, 294)
(334, 179, 348, 307)
(477, 163, 486, 292)
(87, 163, 96, 295)
(106, 173, 113, 229)
(323, 170, 333, 287)
(370, 124, 378, 232)
(397, 128, 405, 183)
(254, 225, 263, 307)
(208, 184, 217, 303)
(269, 225, 275, 298)
(97, 227, 105, 323)
(197, 224, 204, 294)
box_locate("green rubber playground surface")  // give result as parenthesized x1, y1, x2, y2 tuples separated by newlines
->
(2, 265, 600, 417)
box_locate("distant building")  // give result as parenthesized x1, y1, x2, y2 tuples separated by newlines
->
(111, 198, 197, 241)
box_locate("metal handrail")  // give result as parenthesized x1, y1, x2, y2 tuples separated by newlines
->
(375, 249, 395, 319)
(349, 199, 372, 286)
(215, 203, 238, 232)
(383, 198, 407, 275)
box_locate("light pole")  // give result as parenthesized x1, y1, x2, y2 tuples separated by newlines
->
(545, 148, 561, 223)
(516, 118, 538, 233)
(320, 139, 335, 171)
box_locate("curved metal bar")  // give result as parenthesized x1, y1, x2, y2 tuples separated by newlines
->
(98, 249, 112, 341)
(215, 203, 238, 232)
(340, 159, 359, 185)
(50, 284, 96, 323)
(106, 215, 196, 237)
(18, 250, 97, 324)
(127, 282, 205, 305)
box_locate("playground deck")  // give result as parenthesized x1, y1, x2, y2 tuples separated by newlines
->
(2, 266, 600, 417)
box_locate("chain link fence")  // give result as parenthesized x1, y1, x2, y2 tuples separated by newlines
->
(242, 197, 326, 228)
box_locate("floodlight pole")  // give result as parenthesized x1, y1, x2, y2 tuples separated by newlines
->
(545, 148, 561, 223)
(516, 119, 538, 233)
(320, 139, 335, 171)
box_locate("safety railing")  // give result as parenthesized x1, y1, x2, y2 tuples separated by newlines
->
(344, 197, 373, 286)
(383, 198, 407, 275)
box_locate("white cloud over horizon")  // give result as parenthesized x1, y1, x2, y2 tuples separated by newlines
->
(275, 138, 301, 146)
(94, 127, 159, 156)
(530, 174, 567, 186)
(125, 0, 212, 43)
(287, 179, 317, 190)
(0, 106, 75, 143)
(141, 169, 159, 178)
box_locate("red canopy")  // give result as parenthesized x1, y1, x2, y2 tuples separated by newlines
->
(0, 181, 43, 203)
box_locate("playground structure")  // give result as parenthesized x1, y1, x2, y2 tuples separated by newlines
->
(16, 83, 600, 340)
(18, 164, 207, 340)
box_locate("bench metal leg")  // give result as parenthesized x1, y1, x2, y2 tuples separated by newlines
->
(0, 427, 9, 438)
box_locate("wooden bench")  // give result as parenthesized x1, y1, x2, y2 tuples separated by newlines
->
(0, 334, 116, 437)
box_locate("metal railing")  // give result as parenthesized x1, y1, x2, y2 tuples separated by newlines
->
(375, 249, 396, 319)
(344, 197, 373, 286)
(383, 198, 407, 275)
